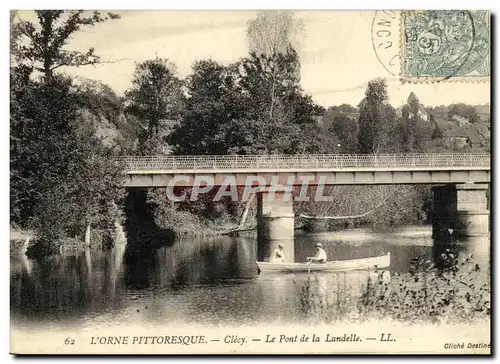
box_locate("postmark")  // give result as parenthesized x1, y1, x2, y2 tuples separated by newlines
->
(371, 10, 402, 77)
(400, 10, 490, 83)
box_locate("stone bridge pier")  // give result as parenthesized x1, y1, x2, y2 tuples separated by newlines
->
(432, 183, 490, 239)
(256, 187, 295, 263)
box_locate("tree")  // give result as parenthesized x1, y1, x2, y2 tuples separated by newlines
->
(237, 48, 310, 121)
(10, 11, 24, 64)
(11, 73, 125, 250)
(357, 78, 397, 154)
(217, 104, 321, 155)
(412, 118, 433, 152)
(223, 49, 322, 154)
(246, 11, 304, 123)
(10, 10, 124, 251)
(328, 114, 358, 153)
(447, 103, 480, 123)
(125, 58, 184, 155)
(238, 48, 302, 122)
(400, 105, 414, 153)
(63, 118, 125, 249)
(321, 104, 359, 153)
(169, 59, 243, 155)
(399, 92, 433, 153)
(76, 78, 124, 123)
(170, 49, 323, 155)
(14, 10, 119, 80)
(170, 13, 320, 157)
(327, 104, 357, 118)
(10, 67, 36, 225)
(246, 10, 303, 56)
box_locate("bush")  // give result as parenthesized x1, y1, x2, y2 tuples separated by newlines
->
(358, 256, 490, 324)
(145, 189, 243, 237)
(296, 256, 490, 325)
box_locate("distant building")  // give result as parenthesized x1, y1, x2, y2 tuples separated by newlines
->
(433, 118, 489, 149)
(451, 114, 470, 128)
(395, 104, 428, 121)
(441, 129, 469, 149)
(464, 127, 486, 149)
(416, 104, 429, 121)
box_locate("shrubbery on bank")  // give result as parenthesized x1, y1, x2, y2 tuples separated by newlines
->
(295, 256, 490, 325)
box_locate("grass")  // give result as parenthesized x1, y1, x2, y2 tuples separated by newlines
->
(294, 255, 490, 325)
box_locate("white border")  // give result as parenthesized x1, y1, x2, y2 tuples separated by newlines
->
(2, 1, 497, 363)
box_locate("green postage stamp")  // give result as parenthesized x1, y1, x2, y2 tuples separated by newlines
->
(401, 10, 490, 82)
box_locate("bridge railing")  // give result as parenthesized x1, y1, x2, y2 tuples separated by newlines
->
(117, 154, 490, 171)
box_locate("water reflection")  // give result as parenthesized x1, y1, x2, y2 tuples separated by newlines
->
(10, 229, 490, 329)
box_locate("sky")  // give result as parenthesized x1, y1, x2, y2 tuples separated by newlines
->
(16, 10, 490, 108)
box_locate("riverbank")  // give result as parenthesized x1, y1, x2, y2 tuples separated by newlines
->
(10, 224, 230, 258)
(10, 227, 101, 258)
(10, 228, 33, 257)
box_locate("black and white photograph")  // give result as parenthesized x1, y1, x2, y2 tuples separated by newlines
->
(9, 9, 491, 355)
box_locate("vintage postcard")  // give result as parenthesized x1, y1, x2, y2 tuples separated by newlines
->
(10, 9, 491, 355)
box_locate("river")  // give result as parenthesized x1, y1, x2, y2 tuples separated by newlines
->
(10, 227, 489, 330)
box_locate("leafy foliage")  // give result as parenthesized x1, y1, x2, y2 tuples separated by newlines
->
(11, 72, 124, 249)
(10, 10, 124, 253)
(125, 58, 185, 155)
(325, 114, 358, 153)
(357, 256, 490, 324)
(447, 103, 480, 123)
(168, 60, 242, 154)
(76, 78, 124, 123)
(14, 10, 119, 79)
(357, 78, 397, 154)
(398, 92, 433, 152)
(296, 256, 490, 325)
(170, 49, 323, 155)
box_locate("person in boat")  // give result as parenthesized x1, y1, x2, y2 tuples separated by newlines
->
(270, 243, 286, 263)
(307, 243, 327, 263)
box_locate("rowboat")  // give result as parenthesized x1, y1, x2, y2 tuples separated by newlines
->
(256, 252, 390, 274)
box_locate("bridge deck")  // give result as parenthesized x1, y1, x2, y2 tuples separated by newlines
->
(119, 154, 490, 173)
